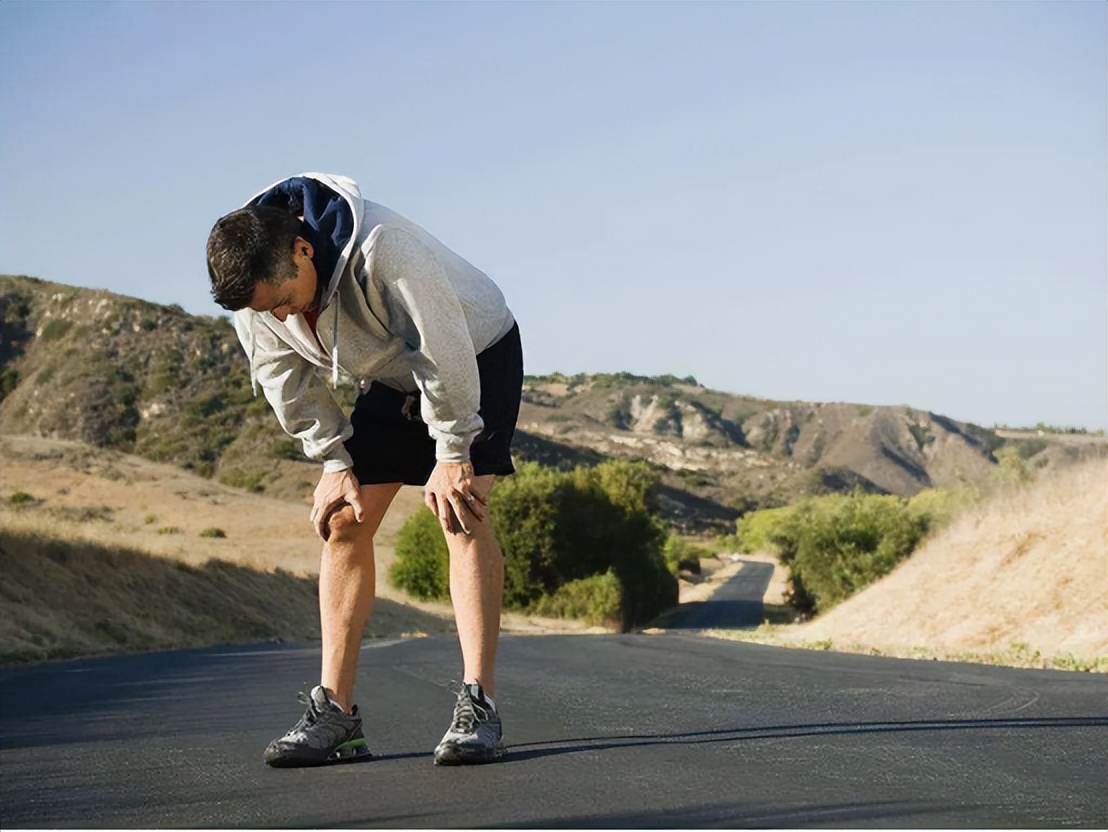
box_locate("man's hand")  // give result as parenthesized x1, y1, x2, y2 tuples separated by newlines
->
(311, 469, 365, 540)
(424, 461, 487, 535)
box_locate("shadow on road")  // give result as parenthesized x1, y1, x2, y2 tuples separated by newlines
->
(503, 715, 1108, 764)
(498, 797, 959, 829)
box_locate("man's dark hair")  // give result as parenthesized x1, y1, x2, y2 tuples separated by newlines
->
(206, 206, 302, 310)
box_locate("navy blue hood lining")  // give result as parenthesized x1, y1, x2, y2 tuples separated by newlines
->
(251, 177, 354, 307)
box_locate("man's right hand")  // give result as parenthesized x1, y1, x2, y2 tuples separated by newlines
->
(311, 469, 365, 540)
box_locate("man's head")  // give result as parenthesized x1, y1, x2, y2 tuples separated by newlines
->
(206, 206, 318, 319)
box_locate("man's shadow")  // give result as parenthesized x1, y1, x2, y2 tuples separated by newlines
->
(497, 715, 1108, 764)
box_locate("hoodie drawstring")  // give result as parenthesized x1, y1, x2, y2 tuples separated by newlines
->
(331, 295, 340, 389)
(249, 316, 259, 396)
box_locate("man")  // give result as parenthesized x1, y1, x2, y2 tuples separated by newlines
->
(205, 172, 522, 767)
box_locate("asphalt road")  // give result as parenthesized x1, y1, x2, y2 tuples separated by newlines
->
(666, 559, 775, 630)
(2, 629, 1106, 828)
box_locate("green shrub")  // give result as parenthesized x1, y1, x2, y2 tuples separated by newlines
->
(7, 490, 38, 507)
(200, 527, 227, 539)
(273, 438, 302, 461)
(735, 505, 797, 554)
(991, 446, 1033, 488)
(770, 493, 929, 616)
(730, 484, 979, 614)
(0, 367, 18, 400)
(39, 319, 73, 341)
(532, 571, 623, 626)
(663, 537, 707, 575)
(389, 508, 450, 601)
(157, 526, 183, 535)
(907, 486, 980, 531)
(389, 459, 677, 630)
(218, 469, 266, 493)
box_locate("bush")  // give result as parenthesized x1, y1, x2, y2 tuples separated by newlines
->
(200, 527, 227, 539)
(7, 490, 38, 507)
(0, 367, 18, 400)
(663, 537, 707, 575)
(768, 493, 929, 616)
(389, 460, 678, 630)
(273, 438, 302, 461)
(991, 446, 1033, 488)
(735, 484, 984, 618)
(532, 571, 623, 626)
(389, 508, 450, 601)
(735, 505, 797, 554)
(218, 468, 266, 493)
(907, 486, 980, 532)
(39, 318, 74, 341)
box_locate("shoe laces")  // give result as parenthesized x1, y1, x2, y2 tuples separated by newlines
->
(448, 683, 492, 734)
(293, 688, 344, 727)
(290, 690, 322, 730)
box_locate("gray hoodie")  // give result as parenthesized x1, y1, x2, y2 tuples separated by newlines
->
(231, 173, 515, 472)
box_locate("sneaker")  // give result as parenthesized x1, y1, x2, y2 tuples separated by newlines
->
(263, 686, 372, 768)
(433, 682, 503, 765)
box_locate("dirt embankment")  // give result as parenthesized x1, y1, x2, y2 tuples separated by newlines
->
(4, 433, 1104, 668)
(738, 457, 1107, 668)
(0, 435, 591, 662)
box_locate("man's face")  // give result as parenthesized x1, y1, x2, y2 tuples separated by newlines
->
(248, 237, 318, 322)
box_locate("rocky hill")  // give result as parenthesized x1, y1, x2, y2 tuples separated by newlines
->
(517, 373, 1103, 528)
(2, 274, 1102, 531)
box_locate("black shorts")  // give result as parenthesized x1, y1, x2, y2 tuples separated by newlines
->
(345, 323, 523, 486)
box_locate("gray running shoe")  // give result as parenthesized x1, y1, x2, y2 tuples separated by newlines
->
(263, 686, 372, 768)
(433, 682, 503, 765)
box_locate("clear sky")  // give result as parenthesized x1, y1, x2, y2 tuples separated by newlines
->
(2, 1, 1104, 430)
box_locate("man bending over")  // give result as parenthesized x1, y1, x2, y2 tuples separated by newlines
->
(205, 172, 522, 767)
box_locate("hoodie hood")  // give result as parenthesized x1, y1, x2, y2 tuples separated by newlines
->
(245, 172, 362, 310)
(242, 173, 363, 389)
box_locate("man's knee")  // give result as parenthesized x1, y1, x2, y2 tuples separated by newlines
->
(325, 504, 370, 547)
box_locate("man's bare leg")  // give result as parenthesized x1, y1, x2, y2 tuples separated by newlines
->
(318, 482, 402, 713)
(443, 474, 503, 697)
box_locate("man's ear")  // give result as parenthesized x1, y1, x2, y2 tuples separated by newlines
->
(294, 236, 314, 260)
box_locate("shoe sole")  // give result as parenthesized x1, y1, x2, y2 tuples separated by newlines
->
(265, 738, 373, 768)
(433, 744, 504, 766)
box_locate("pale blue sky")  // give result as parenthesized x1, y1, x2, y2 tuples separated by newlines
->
(2, 1, 1105, 430)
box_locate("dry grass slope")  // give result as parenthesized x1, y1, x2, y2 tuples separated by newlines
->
(779, 457, 1107, 668)
(0, 434, 457, 663)
(0, 434, 592, 663)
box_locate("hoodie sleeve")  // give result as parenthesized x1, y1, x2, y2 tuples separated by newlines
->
(369, 226, 484, 463)
(232, 311, 355, 472)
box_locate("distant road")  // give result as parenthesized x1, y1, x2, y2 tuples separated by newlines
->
(666, 558, 775, 629)
(3, 633, 1106, 828)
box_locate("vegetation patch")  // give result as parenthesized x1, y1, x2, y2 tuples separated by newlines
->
(7, 490, 39, 507)
(729, 491, 969, 617)
(390, 459, 678, 631)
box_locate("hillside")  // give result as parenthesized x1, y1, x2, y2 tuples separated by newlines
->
(0, 434, 595, 662)
(518, 374, 1103, 528)
(2, 274, 1102, 533)
(764, 457, 1107, 667)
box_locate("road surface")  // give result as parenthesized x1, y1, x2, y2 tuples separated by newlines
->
(2, 631, 1106, 828)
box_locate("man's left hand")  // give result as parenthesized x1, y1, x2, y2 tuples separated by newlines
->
(424, 461, 487, 535)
